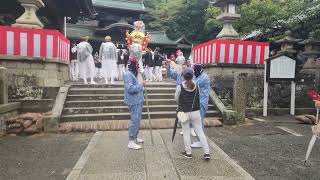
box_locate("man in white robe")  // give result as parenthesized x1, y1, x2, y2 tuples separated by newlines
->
(77, 36, 96, 84)
(99, 36, 118, 84)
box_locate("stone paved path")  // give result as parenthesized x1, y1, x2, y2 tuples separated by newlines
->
(67, 130, 254, 180)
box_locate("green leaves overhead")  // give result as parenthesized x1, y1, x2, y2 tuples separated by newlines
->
(143, 0, 320, 44)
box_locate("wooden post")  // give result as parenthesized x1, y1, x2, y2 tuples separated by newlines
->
(290, 81, 296, 115)
(263, 61, 268, 117)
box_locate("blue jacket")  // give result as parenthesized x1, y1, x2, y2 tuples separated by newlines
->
(196, 73, 210, 109)
(167, 68, 184, 86)
(124, 71, 144, 105)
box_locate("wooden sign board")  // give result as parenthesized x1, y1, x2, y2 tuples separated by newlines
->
(266, 54, 296, 82)
(264, 53, 297, 116)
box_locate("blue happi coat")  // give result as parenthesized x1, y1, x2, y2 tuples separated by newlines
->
(196, 72, 210, 119)
(167, 68, 184, 86)
(124, 71, 144, 106)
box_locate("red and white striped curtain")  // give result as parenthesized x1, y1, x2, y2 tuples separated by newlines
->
(0, 26, 70, 64)
(193, 39, 269, 65)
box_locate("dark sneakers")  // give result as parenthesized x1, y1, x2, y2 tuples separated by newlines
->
(204, 153, 211, 161)
(182, 151, 192, 159)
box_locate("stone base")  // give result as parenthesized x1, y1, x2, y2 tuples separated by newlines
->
(0, 58, 69, 100)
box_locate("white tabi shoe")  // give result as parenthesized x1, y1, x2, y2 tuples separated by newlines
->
(128, 141, 142, 150)
(191, 141, 203, 148)
(136, 138, 144, 143)
(191, 128, 197, 137)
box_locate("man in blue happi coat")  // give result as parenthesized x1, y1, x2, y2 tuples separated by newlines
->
(191, 64, 211, 148)
(124, 58, 145, 150)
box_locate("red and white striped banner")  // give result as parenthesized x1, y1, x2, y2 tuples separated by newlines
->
(0, 26, 70, 64)
(192, 39, 269, 65)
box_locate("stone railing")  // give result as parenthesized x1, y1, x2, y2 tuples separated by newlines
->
(0, 26, 70, 64)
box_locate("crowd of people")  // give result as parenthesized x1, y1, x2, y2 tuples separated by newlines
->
(69, 35, 211, 161)
(69, 36, 191, 84)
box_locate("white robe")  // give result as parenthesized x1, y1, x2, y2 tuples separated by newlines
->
(99, 42, 118, 79)
(77, 41, 95, 80)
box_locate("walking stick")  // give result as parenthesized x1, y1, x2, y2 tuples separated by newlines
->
(139, 72, 154, 145)
(144, 86, 154, 145)
(304, 108, 319, 164)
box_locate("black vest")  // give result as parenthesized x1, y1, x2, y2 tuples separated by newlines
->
(178, 85, 200, 112)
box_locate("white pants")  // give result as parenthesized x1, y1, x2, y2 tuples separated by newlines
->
(148, 67, 155, 81)
(79, 57, 95, 82)
(117, 64, 125, 81)
(180, 110, 210, 154)
(95, 68, 102, 78)
(69, 60, 79, 81)
(154, 66, 162, 81)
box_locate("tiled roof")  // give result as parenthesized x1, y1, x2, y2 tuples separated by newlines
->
(148, 31, 177, 46)
(92, 0, 145, 12)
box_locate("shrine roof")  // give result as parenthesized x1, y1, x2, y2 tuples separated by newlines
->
(93, 0, 146, 12)
(148, 31, 178, 46)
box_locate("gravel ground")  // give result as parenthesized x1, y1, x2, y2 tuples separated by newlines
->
(206, 115, 320, 180)
(0, 133, 93, 180)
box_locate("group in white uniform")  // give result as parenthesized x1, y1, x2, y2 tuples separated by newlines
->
(69, 36, 171, 84)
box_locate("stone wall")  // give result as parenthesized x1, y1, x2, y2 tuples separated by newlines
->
(205, 64, 320, 113)
(0, 103, 20, 136)
(0, 58, 68, 100)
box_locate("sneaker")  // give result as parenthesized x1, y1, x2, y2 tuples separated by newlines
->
(204, 153, 211, 161)
(179, 131, 183, 135)
(128, 141, 142, 150)
(191, 141, 203, 148)
(182, 151, 192, 159)
(191, 128, 197, 137)
(136, 138, 144, 143)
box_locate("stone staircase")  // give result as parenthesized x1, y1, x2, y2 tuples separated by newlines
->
(59, 81, 221, 130)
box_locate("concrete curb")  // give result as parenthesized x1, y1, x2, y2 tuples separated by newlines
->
(66, 131, 102, 180)
(207, 138, 255, 180)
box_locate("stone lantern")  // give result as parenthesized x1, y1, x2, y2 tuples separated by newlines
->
(275, 31, 301, 55)
(12, 0, 45, 29)
(211, 0, 245, 39)
(299, 32, 320, 69)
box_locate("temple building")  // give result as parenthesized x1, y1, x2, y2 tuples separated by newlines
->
(66, 0, 191, 54)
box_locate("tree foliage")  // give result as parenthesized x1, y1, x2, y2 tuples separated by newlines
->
(143, 0, 320, 44)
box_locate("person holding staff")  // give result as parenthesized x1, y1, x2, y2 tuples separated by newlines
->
(124, 58, 145, 150)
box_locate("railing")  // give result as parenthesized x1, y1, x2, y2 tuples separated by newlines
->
(0, 26, 70, 64)
(193, 39, 270, 65)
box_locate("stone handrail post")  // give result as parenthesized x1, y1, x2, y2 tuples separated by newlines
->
(0, 67, 8, 104)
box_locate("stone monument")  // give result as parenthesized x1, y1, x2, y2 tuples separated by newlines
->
(275, 31, 301, 56)
(12, 0, 45, 29)
(211, 0, 245, 39)
(299, 32, 320, 69)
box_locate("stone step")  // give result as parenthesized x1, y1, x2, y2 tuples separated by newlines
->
(66, 93, 175, 101)
(60, 110, 220, 122)
(69, 83, 176, 88)
(65, 99, 177, 107)
(59, 118, 223, 132)
(68, 88, 176, 95)
(62, 105, 217, 115)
